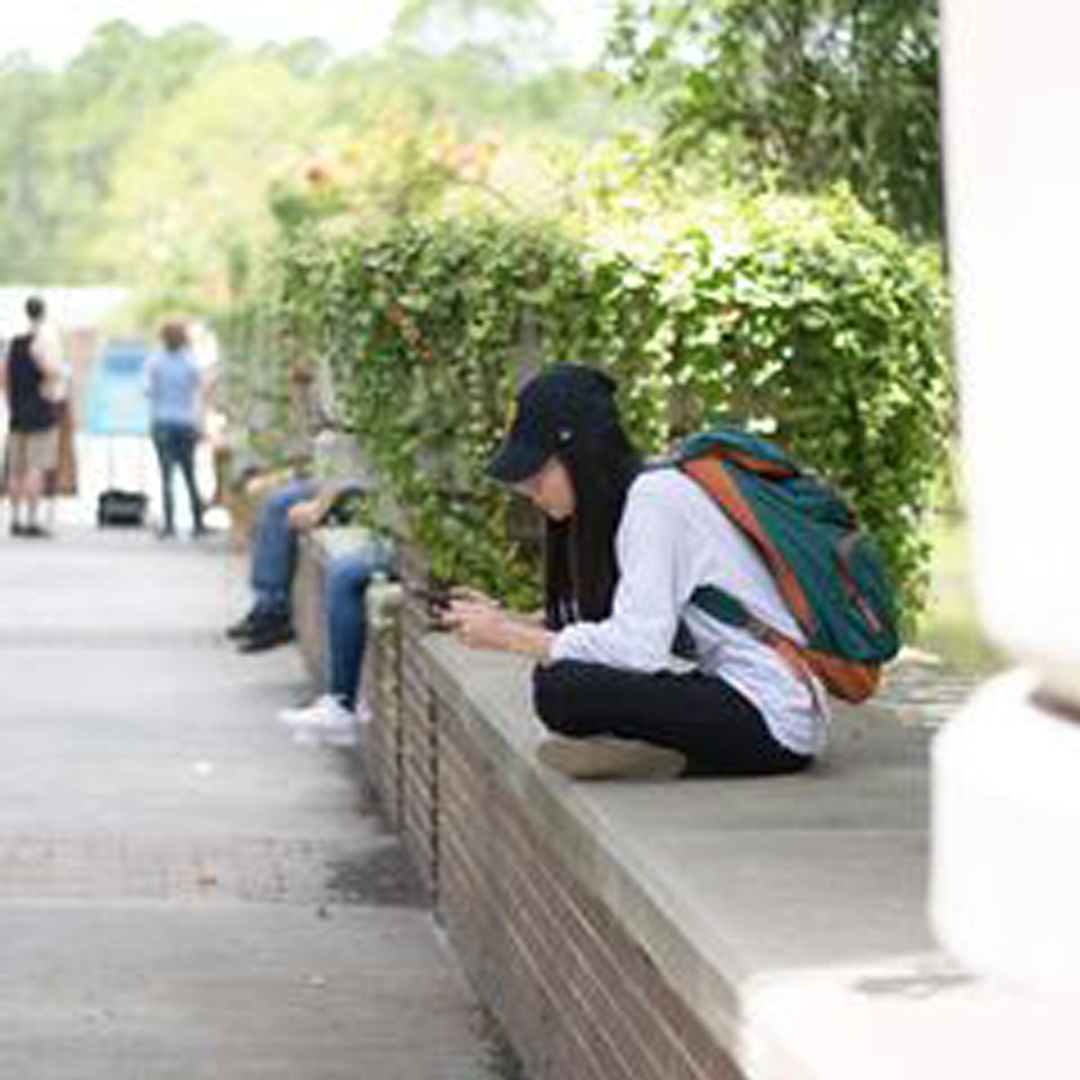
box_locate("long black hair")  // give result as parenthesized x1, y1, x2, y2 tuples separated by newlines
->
(543, 420, 642, 629)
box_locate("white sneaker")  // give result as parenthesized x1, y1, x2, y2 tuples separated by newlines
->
(278, 694, 356, 737)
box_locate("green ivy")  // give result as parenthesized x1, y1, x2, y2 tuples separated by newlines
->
(221, 189, 951, 628)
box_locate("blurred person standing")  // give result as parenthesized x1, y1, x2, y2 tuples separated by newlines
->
(146, 320, 206, 538)
(2, 295, 63, 538)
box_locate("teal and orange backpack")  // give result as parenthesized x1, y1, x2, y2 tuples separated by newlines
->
(674, 427, 900, 702)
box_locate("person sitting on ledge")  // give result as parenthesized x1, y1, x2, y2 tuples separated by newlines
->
(227, 476, 364, 652)
(443, 364, 828, 781)
(277, 536, 397, 747)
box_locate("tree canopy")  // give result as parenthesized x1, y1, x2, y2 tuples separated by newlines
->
(0, 11, 628, 299)
(608, 0, 941, 240)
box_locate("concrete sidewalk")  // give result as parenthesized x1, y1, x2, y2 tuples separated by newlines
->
(0, 524, 508, 1079)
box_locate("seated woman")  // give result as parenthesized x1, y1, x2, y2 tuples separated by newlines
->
(443, 364, 828, 780)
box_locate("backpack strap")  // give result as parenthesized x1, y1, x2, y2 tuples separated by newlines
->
(676, 437, 890, 704)
(681, 448, 823, 696)
(681, 454, 815, 632)
(690, 582, 883, 702)
(690, 582, 821, 696)
(688, 582, 754, 631)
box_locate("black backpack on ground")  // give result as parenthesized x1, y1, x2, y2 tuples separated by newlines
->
(97, 488, 148, 528)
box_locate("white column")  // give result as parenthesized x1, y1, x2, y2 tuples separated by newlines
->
(932, 2, 1080, 995)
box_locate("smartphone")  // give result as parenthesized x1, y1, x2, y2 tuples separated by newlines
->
(407, 582, 453, 630)
(409, 585, 451, 610)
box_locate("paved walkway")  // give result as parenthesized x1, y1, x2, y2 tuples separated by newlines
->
(0, 523, 505, 1079)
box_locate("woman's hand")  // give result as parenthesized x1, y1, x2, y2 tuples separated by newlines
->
(444, 599, 555, 659)
(443, 600, 510, 650)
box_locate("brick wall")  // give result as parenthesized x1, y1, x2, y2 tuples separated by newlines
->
(292, 533, 328, 682)
(362, 581, 404, 829)
(360, 562, 746, 1080)
(437, 707, 741, 1080)
(395, 545, 441, 897)
(293, 531, 1026, 1080)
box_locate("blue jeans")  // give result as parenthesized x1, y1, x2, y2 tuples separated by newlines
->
(250, 479, 318, 616)
(151, 421, 203, 533)
(325, 540, 396, 709)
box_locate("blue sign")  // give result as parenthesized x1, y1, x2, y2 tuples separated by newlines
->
(85, 338, 150, 435)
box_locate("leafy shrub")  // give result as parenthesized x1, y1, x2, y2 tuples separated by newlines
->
(223, 187, 950, 625)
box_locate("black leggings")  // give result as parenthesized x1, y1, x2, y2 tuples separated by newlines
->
(533, 660, 812, 777)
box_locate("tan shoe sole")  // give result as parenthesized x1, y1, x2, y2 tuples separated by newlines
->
(536, 735, 687, 781)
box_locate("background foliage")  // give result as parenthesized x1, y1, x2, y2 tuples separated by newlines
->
(607, 0, 941, 241)
(0, 4, 631, 310)
(1, 1, 953, 635)
(222, 167, 950, 621)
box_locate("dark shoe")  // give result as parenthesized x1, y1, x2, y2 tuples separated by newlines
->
(23, 524, 52, 539)
(225, 608, 265, 640)
(9, 522, 27, 537)
(226, 607, 288, 640)
(237, 618, 294, 653)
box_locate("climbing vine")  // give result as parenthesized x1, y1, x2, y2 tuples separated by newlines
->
(222, 188, 950, 624)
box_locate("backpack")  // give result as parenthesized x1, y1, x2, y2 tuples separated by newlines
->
(674, 427, 900, 702)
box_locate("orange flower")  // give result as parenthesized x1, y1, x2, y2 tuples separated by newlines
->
(305, 164, 333, 188)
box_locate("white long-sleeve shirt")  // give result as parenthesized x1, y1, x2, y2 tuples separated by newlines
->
(550, 468, 829, 756)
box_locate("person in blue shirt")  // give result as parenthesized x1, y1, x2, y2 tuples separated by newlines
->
(146, 320, 205, 538)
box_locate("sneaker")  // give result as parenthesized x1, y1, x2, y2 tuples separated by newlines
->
(535, 735, 687, 781)
(23, 523, 51, 539)
(225, 608, 261, 640)
(9, 522, 26, 537)
(237, 617, 294, 653)
(279, 693, 354, 729)
(279, 695, 358, 747)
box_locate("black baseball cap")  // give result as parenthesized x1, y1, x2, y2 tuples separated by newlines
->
(488, 364, 620, 484)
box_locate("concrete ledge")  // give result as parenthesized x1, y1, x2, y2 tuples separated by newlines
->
(363, 615, 1080, 1080)
(932, 669, 1080, 997)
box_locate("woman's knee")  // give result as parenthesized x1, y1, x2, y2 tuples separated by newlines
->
(533, 661, 591, 734)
